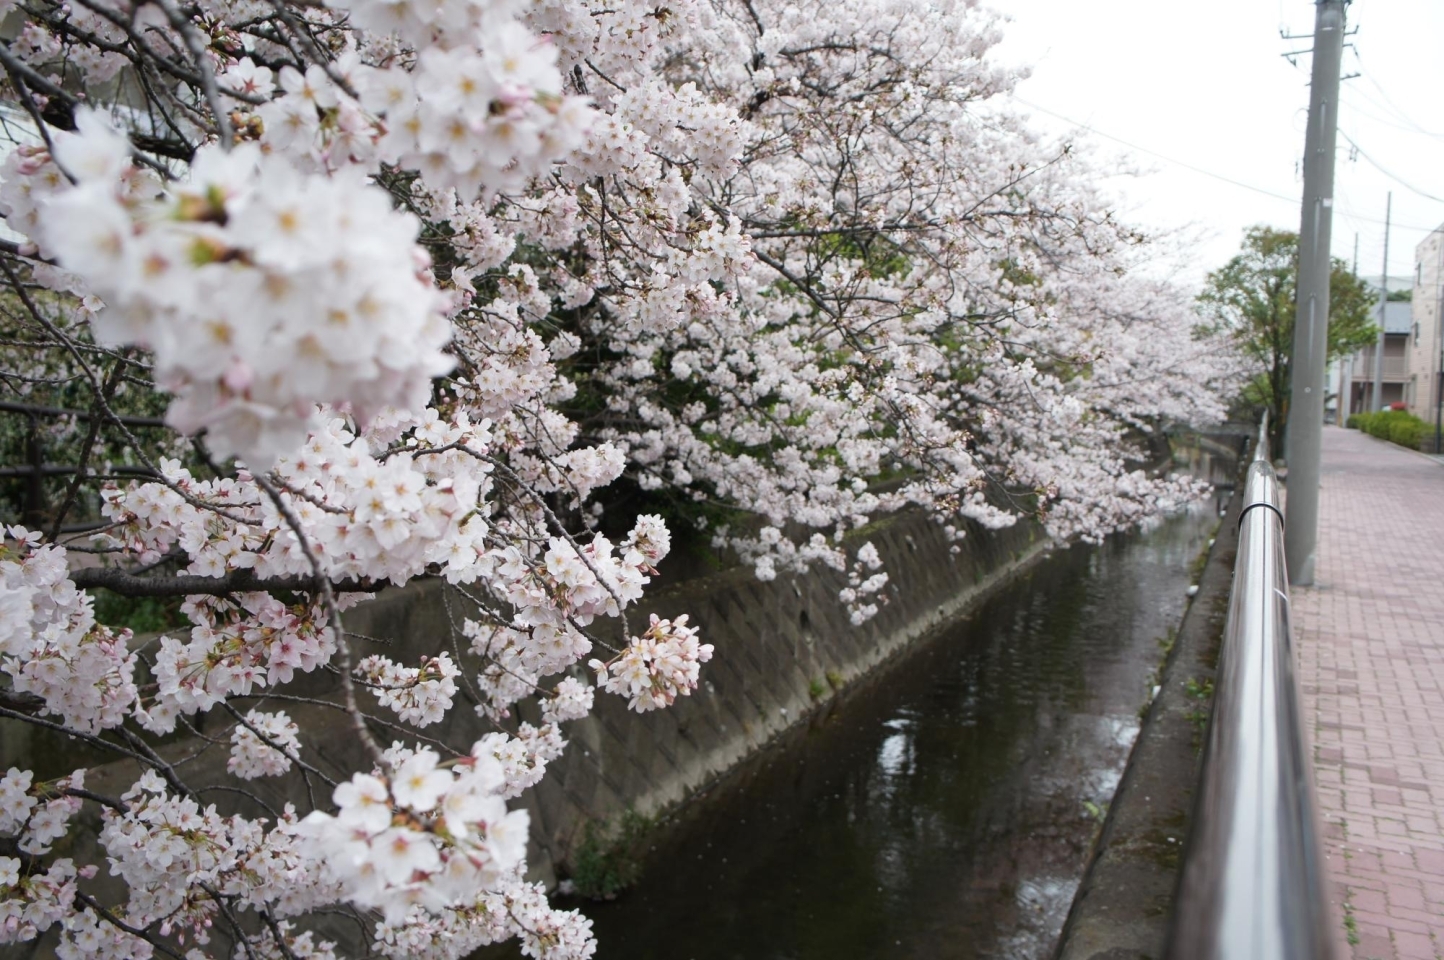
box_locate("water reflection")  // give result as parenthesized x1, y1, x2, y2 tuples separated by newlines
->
(528, 501, 1217, 960)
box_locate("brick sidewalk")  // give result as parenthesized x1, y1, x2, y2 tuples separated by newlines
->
(1292, 426, 1444, 960)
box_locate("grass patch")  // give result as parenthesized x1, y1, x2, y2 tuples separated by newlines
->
(1156, 626, 1177, 657)
(1188, 543, 1211, 584)
(1183, 676, 1215, 748)
(568, 809, 654, 900)
(1342, 901, 1360, 947)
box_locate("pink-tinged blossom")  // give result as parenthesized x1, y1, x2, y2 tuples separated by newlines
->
(591, 614, 713, 712)
(297, 744, 531, 924)
(359, 654, 461, 728)
(229, 710, 302, 779)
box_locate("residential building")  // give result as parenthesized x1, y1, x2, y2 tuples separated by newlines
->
(1335, 281, 1412, 417)
(1406, 226, 1444, 444)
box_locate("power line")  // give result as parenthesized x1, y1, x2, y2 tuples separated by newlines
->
(1289, 42, 1444, 139)
(1009, 95, 1301, 204)
(1339, 131, 1444, 204)
(1342, 89, 1444, 140)
(1009, 95, 1442, 233)
(1336, 187, 1438, 235)
(1353, 51, 1444, 138)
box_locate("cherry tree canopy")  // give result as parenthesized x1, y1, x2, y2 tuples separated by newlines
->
(0, 0, 1243, 956)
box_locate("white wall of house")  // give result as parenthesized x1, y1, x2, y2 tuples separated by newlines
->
(1408, 229, 1444, 428)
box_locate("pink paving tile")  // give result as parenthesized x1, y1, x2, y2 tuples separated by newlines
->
(1388, 885, 1428, 912)
(1293, 427, 1444, 960)
(1350, 888, 1390, 915)
(1352, 930, 1395, 959)
(1392, 931, 1437, 960)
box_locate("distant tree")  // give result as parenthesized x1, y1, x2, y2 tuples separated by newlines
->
(1199, 226, 1377, 452)
(1387, 288, 1413, 302)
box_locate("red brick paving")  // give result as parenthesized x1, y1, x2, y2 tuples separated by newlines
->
(1292, 426, 1444, 960)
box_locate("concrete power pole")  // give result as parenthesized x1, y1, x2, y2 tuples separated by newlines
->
(1339, 232, 1359, 417)
(1370, 193, 1391, 412)
(1284, 0, 1348, 587)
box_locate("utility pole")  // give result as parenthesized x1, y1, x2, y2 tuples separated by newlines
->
(1284, 0, 1347, 587)
(1340, 232, 1358, 419)
(1370, 192, 1391, 412)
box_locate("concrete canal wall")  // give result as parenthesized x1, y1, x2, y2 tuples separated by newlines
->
(32, 504, 1046, 907)
(512, 507, 1048, 885)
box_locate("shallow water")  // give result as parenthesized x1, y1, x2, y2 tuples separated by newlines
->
(551, 499, 1219, 960)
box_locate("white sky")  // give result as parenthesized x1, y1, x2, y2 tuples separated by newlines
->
(992, 0, 1444, 289)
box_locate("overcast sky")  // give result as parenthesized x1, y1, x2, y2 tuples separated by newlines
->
(992, 0, 1444, 289)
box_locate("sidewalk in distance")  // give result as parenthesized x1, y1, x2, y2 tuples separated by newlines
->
(1293, 426, 1444, 960)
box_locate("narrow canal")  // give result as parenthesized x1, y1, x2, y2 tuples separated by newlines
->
(541, 498, 1220, 960)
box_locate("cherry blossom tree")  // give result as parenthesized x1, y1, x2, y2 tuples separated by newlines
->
(544, 0, 1244, 575)
(0, 0, 1242, 956)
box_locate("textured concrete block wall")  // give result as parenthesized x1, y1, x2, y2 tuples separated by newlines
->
(508, 510, 1045, 883)
(18, 509, 1044, 907)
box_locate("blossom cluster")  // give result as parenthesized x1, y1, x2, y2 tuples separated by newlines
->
(17, 115, 454, 465)
(100, 771, 266, 935)
(591, 614, 714, 712)
(142, 593, 337, 733)
(0, 767, 85, 859)
(358, 654, 461, 727)
(351, 30, 593, 199)
(100, 411, 494, 586)
(1, 527, 137, 733)
(1, 768, 105, 948)
(838, 541, 890, 626)
(229, 710, 303, 780)
(371, 879, 594, 960)
(0, 856, 82, 947)
(296, 745, 530, 923)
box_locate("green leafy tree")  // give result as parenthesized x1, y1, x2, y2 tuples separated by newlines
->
(1199, 226, 1377, 451)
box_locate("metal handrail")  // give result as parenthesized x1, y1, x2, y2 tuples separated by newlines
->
(1166, 420, 1333, 960)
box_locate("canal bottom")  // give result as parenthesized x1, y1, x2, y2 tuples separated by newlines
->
(501, 500, 1218, 960)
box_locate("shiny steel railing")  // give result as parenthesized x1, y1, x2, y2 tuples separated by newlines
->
(1166, 420, 1333, 960)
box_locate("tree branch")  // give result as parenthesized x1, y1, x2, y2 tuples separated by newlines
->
(69, 567, 383, 597)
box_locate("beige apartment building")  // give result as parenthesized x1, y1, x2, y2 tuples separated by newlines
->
(1406, 226, 1444, 443)
(1340, 297, 1412, 415)
(1334, 270, 1410, 418)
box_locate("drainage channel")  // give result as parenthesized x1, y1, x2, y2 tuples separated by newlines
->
(507, 498, 1219, 960)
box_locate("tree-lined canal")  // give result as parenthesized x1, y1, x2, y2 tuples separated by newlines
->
(551, 498, 1220, 960)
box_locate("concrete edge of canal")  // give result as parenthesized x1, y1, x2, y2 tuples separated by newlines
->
(520, 432, 1243, 894)
(1051, 463, 1243, 960)
(518, 509, 1056, 889)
